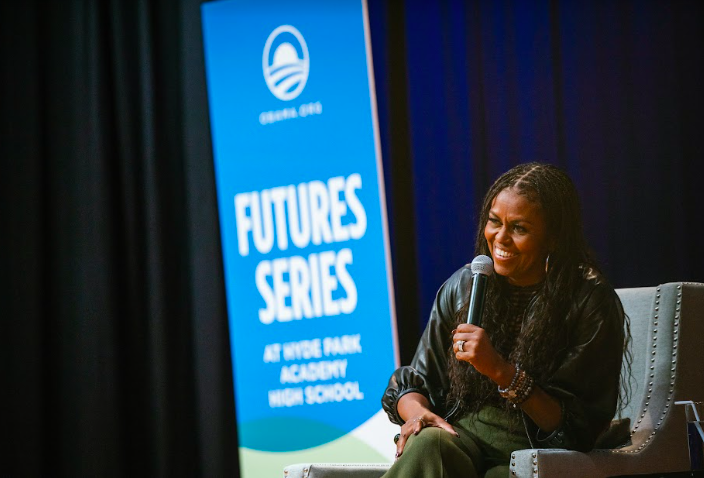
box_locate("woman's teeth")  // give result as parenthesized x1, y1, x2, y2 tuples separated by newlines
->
(495, 247, 516, 258)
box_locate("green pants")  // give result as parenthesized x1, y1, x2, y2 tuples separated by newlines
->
(381, 407, 531, 478)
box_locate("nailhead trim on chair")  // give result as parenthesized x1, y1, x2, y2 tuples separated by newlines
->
(608, 284, 681, 454)
(509, 452, 540, 476)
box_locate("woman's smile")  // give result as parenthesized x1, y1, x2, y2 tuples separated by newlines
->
(493, 246, 517, 259)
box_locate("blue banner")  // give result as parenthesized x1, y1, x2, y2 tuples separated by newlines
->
(201, 0, 399, 475)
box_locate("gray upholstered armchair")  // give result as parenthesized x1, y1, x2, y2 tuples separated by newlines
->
(284, 282, 704, 478)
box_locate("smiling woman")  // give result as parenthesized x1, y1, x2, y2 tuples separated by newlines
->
(380, 163, 630, 478)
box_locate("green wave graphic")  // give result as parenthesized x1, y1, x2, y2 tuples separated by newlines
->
(240, 431, 391, 477)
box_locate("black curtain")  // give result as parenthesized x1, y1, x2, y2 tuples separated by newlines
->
(2, 0, 237, 476)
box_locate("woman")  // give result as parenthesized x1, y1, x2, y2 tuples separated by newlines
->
(381, 163, 628, 477)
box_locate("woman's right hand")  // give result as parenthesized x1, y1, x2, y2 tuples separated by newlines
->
(394, 392, 459, 458)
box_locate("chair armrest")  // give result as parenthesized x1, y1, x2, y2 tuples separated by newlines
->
(510, 449, 600, 478)
(284, 463, 391, 478)
(511, 444, 687, 478)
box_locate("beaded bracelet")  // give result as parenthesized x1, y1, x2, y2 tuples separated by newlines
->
(511, 371, 534, 406)
(498, 365, 535, 407)
(497, 366, 521, 396)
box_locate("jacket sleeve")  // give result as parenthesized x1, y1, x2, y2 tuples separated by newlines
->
(381, 267, 471, 425)
(525, 279, 626, 451)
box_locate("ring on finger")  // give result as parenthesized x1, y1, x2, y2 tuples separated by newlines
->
(457, 340, 465, 352)
(412, 417, 426, 427)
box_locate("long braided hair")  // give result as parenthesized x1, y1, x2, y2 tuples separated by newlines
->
(446, 162, 606, 418)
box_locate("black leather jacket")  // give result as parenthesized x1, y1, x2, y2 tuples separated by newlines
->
(382, 265, 625, 452)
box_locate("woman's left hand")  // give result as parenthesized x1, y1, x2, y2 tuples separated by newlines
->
(452, 324, 514, 386)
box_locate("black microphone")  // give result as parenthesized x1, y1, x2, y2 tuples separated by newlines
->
(466, 255, 494, 326)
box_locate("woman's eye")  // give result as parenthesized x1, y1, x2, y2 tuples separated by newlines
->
(488, 217, 500, 226)
(513, 225, 526, 233)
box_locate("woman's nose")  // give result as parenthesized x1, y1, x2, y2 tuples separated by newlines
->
(495, 226, 509, 243)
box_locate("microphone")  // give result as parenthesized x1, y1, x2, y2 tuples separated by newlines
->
(466, 255, 494, 326)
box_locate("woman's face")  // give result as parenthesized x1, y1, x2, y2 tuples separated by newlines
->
(484, 187, 550, 287)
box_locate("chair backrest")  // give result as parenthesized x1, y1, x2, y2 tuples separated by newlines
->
(616, 285, 657, 427)
(615, 282, 704, 453)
